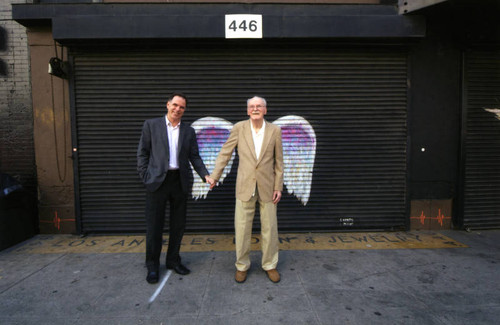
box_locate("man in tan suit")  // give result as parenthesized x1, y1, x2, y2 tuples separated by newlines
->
(210, 96, 284, 283)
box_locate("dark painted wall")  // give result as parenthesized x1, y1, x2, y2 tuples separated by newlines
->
(409, 4, 461, 200)
(409, 1, 500, 202)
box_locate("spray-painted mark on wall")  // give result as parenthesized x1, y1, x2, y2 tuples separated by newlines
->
(411, 209, 451, 227)
(39, 211, 75, 230)
(484, 107, 500, 120)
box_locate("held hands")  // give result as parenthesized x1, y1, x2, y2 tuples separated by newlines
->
(209, 176, 217, 190)
(205, 175, 216, 189)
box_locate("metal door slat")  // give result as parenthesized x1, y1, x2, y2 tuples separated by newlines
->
(72, 40, 408, 233)
(462, 49, 500, 229)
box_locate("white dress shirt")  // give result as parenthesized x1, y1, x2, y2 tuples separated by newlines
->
(166, 116, 180, 170)
(250, 120, 266, 160)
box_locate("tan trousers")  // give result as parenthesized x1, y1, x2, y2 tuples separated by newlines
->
(234, 187, 279, 272)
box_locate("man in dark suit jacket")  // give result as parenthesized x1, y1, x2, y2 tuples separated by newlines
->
(137, 92, 214, 284)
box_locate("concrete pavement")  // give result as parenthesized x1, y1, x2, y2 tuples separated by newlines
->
(0, 230, 499, 324)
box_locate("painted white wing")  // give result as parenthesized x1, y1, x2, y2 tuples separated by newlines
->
(273, 115, 316, 205)
(190, 117, 235, 200)
(484, 108, 500, 120)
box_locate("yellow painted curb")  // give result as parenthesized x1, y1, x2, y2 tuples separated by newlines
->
(10, 232, 467, 254)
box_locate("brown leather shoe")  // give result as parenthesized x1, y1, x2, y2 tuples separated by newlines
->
(266, 269, 280, 283)
(235, 270, 247, 283)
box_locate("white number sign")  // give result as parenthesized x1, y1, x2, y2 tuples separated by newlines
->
(225, 14, 263, 39)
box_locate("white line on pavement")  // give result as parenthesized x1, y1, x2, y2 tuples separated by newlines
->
(148, 270, 172, 304)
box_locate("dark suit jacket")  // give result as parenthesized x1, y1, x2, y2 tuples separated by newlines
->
(137, 116, 208, 193)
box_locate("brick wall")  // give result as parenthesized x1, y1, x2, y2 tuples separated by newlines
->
(0, 0, 35, 193)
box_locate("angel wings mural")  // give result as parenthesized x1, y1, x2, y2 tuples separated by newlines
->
(190, 116, 316, 205)
(484, 108, 500, 120)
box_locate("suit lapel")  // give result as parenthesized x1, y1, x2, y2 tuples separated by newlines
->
(159, 117, 169, 157)
(257, 120, 272, 165)
(243, 120, 258, 161)
(178, 122, 186, 156)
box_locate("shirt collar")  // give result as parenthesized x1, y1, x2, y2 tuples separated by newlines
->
(165, 115, 181, 128)
(250, 120, 266, 135)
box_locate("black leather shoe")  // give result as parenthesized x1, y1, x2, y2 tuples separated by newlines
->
(146, 270, 159, 284)
(167, 263, 190, 275)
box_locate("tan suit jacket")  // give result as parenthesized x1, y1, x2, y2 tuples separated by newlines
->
(211, 119, 283, 202)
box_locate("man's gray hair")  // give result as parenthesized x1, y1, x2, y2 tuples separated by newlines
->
(247, 96, 267, 107)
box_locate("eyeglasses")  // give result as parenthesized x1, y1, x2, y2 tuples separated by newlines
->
(248, 105, 265, 109)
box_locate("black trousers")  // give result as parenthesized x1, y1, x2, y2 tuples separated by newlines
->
(145, 170, 187, 270)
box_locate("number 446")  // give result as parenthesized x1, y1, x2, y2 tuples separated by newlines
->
(228, 20, 259, 32)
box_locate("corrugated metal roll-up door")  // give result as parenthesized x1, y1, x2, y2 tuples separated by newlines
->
(71, 41, 408, 233)
(462, 49, 500, 230)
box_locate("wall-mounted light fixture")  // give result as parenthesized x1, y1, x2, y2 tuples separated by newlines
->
(48, 41, 69, 79)
(48, 57, 69, 79)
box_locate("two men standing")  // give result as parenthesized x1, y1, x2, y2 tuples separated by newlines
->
(137, 94, 283, 284)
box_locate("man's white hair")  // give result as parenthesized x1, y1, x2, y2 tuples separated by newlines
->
(247, 96, 267, 107)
